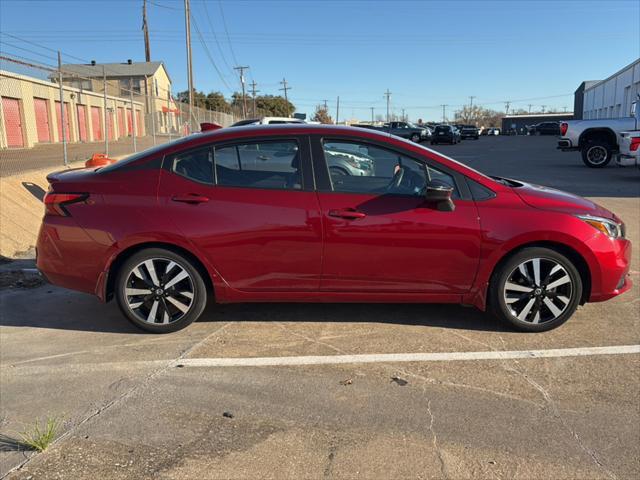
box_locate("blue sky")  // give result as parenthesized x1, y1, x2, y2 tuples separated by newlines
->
(1, 0, 639, 121)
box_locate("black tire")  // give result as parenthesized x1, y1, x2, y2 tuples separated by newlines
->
(488, 247, 582, 332)
(410, 133, 420, 143)
(581, 140, 612, 168)
(115, 248, 208, 333)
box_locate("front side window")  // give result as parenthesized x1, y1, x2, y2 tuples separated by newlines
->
(214, 140, 302, 190)
(169, 147, 214, 184)
(321, 140, 458, 197)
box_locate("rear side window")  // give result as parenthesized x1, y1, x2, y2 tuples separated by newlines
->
(169, 147, 214, 184)
(214, 140, 302, 190)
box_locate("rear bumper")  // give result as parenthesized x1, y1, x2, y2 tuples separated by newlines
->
(557, 138, 578, 150)
(615, 154, 639, 168)
(36, 218, 107, 298)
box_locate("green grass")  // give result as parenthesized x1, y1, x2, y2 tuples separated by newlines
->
(17, 416, 62, 452)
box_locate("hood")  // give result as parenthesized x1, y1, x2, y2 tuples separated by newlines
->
(510, 180, 616, 220)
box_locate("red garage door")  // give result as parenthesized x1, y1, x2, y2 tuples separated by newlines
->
(55, 101, 71, 142)
(76, 105, 88, 142)
(33, 98, 51, 143)
(117, 107, 125, 138)
(126, 109, 133, 136)
(2, 97, 24, 147)
(91, 106, 102, 141)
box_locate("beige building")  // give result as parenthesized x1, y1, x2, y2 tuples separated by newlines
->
(1, 70, 145, 149)
(58, 60, 178, 134)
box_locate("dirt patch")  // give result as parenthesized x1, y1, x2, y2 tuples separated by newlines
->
(0, 270, 45, 290)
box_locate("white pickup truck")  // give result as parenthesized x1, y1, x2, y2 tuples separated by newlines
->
(557, 99, 638, 168)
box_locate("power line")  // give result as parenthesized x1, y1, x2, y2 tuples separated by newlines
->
(189, 13, 233, 93)
(201, 0, 234, 75)
(217, 0, 239, 66)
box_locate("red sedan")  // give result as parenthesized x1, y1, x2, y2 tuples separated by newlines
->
(37, 125, 632, 333)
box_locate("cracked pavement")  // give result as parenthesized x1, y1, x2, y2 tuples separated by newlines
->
(1, 137, 638, 479)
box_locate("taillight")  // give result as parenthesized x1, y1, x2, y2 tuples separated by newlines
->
(630, 137, 640, 152)
(44, 192, 88, 216)
(560, 122, 568, 136)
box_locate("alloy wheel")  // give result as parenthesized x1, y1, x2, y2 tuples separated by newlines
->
(503, 257, 573, 324)
(587, 146, 608, 165)
(123, 257, 195, 325)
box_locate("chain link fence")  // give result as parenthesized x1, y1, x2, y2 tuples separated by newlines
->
(0, 54, 257, 177)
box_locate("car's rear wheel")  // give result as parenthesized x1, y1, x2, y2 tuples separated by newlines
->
(582, 140, 612, 168)
(489, 247, 582, 332)
(115, 248, 207, 333)
(411, 133, 420, 143)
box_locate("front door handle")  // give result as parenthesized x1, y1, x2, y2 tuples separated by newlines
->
(171, 194, 209, 204)
(328, 208, 366, 219)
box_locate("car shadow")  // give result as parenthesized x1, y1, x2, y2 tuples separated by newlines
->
(0, 287, 507, 333)
(199, 302, 508, 332)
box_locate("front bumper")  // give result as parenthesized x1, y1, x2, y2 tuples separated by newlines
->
(585, 235, 633, 302)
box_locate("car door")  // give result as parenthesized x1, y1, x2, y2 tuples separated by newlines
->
(157, 135, 323, 291)
(311, 136, 482, 294)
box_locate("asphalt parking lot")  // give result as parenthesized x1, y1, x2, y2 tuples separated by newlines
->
(1, 135, 638, 479)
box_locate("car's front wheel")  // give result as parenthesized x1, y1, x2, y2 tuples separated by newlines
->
(489, 247, 582, 332)
(411, 133, 420, 143)
(115, 248, 208, 333)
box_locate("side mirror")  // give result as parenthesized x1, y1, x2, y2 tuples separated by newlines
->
(425, 184, 455, 212)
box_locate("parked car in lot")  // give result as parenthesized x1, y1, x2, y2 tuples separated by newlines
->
(355, 121, 430, 143)
(528, 122, 561, 136)
(38, 124, 632, 333)
(558, 99, 638, 168)
(486, 128, 501, 136)
(431, 125, 461, 144)
(460, 125, 480, 140)
(615, 130, 640, 168)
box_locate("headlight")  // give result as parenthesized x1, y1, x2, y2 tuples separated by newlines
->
(577, 215, 624, 239)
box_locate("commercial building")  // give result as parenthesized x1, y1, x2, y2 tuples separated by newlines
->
(58, 60, 178, 134)
(1, 70, 145, 149)
(581, 58, 640, 120)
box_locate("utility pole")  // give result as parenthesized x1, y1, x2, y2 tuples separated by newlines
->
(541, 105, 546, 113)
(279, 78, 291, 115)
(322, 99, 328, 110)
(528, 104, 533, 113)
(57, 51, 68, 166)
(469, 95, 475, 108)
(441, 104, 447, 123)
(401, 108, 406, 122)
(184, 0, 194, 132)
(103, 66, 109, 155)
(336, 96, 340, 124)
(234, 66, 249, 117)
(384, 89, 391, 122)
(143, 0, 151, 62)
(563, 106, 567, 112)
(370, 107, 374, 123)
(504, 101, 510, 115)
(249, 80, 259, 117)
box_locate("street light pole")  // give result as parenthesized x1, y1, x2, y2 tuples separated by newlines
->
(184, 0, 194, 132)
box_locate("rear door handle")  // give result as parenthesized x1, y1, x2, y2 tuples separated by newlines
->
(171, 194, 209, 204)
(328, 208, 366, 219)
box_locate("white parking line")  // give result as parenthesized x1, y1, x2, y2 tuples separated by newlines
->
(179, 344, 640, 368)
